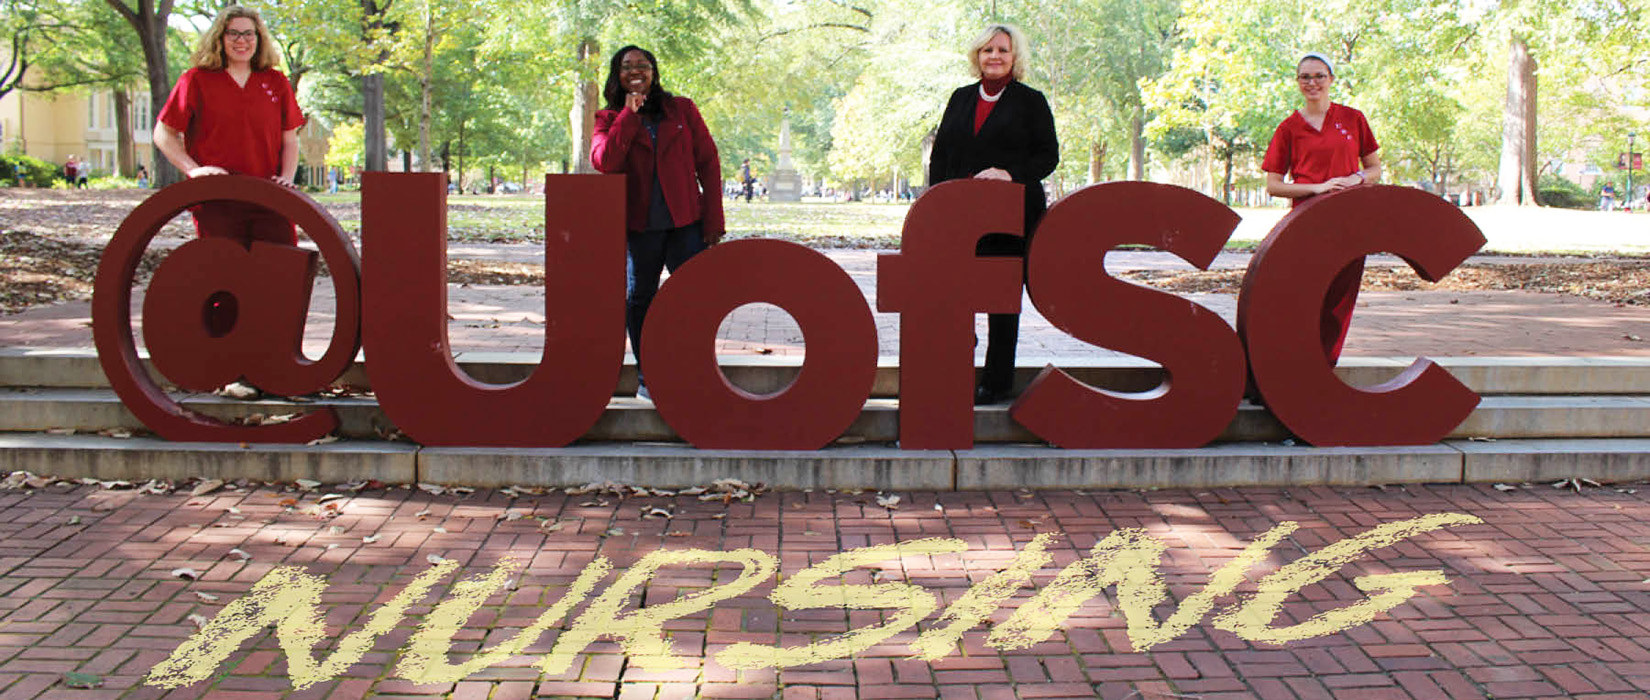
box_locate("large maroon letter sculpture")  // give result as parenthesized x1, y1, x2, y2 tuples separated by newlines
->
(642, 239, 878, 449)
(1237, 186, 1486, 446)
(877, 180, 1025, 449)
(360, 173, 624, 447)
(1013, 182, 1246, 448)
(92, 175, 361, 443)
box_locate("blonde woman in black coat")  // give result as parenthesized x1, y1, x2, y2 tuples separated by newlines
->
(928, 23, 1059, 404)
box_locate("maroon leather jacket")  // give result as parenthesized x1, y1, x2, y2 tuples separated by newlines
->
(591, 95, 724, 238)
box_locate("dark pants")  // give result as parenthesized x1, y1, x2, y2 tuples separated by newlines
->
(976, 232, 1025, 394)
(627, 222, 707, 385)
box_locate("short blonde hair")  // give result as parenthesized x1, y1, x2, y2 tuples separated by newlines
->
(966, 24, 1029, 81)
(190, 5, 281, 71)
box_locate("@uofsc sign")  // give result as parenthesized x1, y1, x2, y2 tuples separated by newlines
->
(93, 175, 1486, 450)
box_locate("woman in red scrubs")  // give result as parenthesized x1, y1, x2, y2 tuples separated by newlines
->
(1261, 52, 1382, 363)
(153, 4, 305, 247)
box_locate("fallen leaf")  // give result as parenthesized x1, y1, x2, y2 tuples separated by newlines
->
(295, 479, 322, 491)
(875, 493, 901, 509)
(190, 479, 224, 497)
(61, 672, 102, 689)
(171, 567, 200, 580)
(193, 591, 219, 602)
(305, 436, 339, 447)
(1493, 483, 1518, 492)
(362, 534, 382, 544)
(426, 553, 448, 565)
(433, 526, 447, 534)
(227, 548, 251, 561)
(187, 613, 210, 630)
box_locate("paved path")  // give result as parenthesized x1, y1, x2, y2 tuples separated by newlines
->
(2, 249, 1647, 359)
(0, 481, 1645, 699)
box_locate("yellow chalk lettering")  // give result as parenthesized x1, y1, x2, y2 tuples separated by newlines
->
(540, 548, 777, 673)
(1214, 512, 1483, 644)
(716, 538, 967, 670)
(989, 522, 1297, 652)
(145, 561, 459, 691)
(908, 533, 1057, 661)
(397, 556, 610, 684)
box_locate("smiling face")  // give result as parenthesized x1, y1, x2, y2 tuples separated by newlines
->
(1296, 57, 1333, 102)
(221, 17, 259, 68)
(977, 31, 1014, 82)
(619, 50, 654, 96)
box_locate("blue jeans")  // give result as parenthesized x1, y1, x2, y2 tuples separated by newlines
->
(627, 222, 707, 385)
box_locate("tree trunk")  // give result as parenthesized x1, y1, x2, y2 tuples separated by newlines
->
(568, 38, 599, 174)
(103, 0, 178, 185)
(417, 4, 434, 172)
(1496, 34, 1538, 205)
(363, 73, 387, 171)
(1089, 140, 1106, 184)
(1129, 104, 1145, 180)
(113, 87, 135, 177)
(1222, 150, 1234, 205)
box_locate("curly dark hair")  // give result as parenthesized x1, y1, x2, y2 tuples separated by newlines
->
(602, 45, 673, 114)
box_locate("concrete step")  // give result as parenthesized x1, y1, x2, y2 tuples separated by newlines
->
(5, 386, 1649, 443)
(7, 347, 1649, 396)
(3, 434, 1646, 490)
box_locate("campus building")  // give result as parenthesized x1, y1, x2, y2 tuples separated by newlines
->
(2, 85, 331, 186)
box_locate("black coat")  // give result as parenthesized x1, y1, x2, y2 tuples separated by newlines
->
(928, 80, 1060, 235)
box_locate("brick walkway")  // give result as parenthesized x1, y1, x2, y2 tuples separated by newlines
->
(2, 249, 1647, 358)
(0, 481, 1646, 699)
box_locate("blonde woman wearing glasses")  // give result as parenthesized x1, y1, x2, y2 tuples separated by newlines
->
(154, 4, 304, 248)
(1261, 52, 1382, 363)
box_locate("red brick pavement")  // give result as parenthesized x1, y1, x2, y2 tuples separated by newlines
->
(2, 250, 1647, 358)
(1, 482, 1647, 699)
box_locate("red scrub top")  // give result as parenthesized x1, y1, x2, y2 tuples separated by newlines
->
(1261, 102, 1377, 202)
(158, 67, 305, 178)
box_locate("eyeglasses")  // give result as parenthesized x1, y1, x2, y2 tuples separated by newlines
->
(224, 29, 257, 42)
(619, 62, 652, 72)
(1297, 73, 1330, 82)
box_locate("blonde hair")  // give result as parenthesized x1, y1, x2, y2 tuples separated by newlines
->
(190, 5, 281, 71)
(966, 24, 1029, 81)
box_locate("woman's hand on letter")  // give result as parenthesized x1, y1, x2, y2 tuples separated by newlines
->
(973, 168, 1011, 181)
(187, 166, 229, 178)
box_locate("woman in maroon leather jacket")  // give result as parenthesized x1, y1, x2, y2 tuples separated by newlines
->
(591, 45, 725, 398)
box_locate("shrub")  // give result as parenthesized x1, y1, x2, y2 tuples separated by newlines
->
(1536, 174, 1590, 210)
(0, 153, 63, 187)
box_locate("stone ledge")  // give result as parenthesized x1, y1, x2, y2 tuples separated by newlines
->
(954, 444, 1464, 489)
(0, 434, 417, 484)
(417, 444, 955, 490)
(1452, 438, 1650, 483)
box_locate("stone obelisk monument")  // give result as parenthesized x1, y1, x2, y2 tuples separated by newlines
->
(769, 111, 802, 202)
